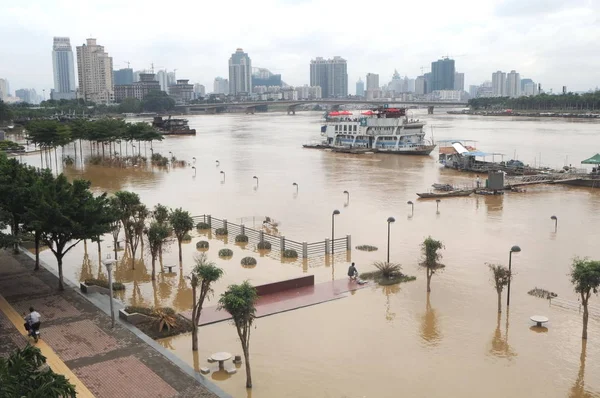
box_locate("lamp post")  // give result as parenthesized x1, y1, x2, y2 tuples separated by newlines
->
(293, 182, 298, 193)
(407, 201, 414, 217)
(387, 217, 395, 262)
(253, 176, 259, 188)
(436, 199, 441, 213)
(102, 256, 117, 328)
(332, 210, 340, 257)
(506, 245, 521, 307)
(192, 166, 196, 177)
(550, 215, 557, 232)
(220, 171, 225, 182)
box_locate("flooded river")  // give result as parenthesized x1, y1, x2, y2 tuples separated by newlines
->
(17, 110, 600, 397)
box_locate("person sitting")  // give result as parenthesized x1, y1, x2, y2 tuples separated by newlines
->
(348, 262, 358, 280)
(24, 306, 41, 334)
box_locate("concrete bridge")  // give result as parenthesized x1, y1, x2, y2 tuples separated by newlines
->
(175, 99, 468, 115)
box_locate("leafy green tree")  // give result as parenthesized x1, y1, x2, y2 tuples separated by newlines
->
(191, 254, 224, 351)
(0, 345, 76, 398)
(169, 208, 194, 264)
(28, 174, 112, 290)
(118, 97, 143, 114)
(142, 90, 176, 112)
(153, 203, 170, 262)
(488, 264, 511, 313)
(0, 100, 14, 123)
(147, 221, 170, 280)
(419, 236, 445, 293)
(113, 191, 145, 268)
(218, 281, 258, 388)
(108, 197, 123, 260)
(570, 258, 600, 339)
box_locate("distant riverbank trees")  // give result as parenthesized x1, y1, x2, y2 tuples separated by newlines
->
(469, 91, 600, 111)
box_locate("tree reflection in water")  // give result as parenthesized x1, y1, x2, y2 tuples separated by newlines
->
(78, 253, 94, 282)
(488, 312, 517, 360)
(380, 284, 400, 322)
(172, 271, 193, 312)
(420, 293, 442, 346)
(569, 340, 597, 398)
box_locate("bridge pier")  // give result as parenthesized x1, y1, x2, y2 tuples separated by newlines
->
(205, 107, 217, 115)
(428, 106, 434, 114)
(245, 106, 255, 115)
(287, 106, 296, 115)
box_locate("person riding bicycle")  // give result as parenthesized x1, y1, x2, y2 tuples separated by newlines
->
(24, 306, 41, 335)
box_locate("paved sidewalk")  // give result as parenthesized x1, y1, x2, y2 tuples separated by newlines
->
(0, 250, 225, 398)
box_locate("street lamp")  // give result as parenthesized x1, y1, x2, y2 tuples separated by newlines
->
(332, 210, 340, 257)
(102, 256, 117, 328)
(192, 166, 196, 177)
(550, 215, 557, 232)
(506, 245, 521, 307)
(407, 201, 414, 217)
(220, 170, 225, 182)
(387, 217, 395, 262)
(436, 199, 441, 213)
(293, 182, 298, 193)
(253, 176, 259, 188)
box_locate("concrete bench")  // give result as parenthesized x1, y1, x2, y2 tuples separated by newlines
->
(163, 265, 175, 273)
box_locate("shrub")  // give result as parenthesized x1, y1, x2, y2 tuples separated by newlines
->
(124, 306, 175, 316)
(282, 249, 298, 258)
(356, 245, 378, 252)
(182, 233, 192, 241)
(63, 156, 75, 166)
(528, 287, 558, 299)
(85, 278, 125, 291)
(374, 261, 402, 278)
(196, 222, 210, 230)
(196, 240, 209, 249)
(241, 257, 257, 266)
(219, 248, 233, 257)
(257, 241, 271, 250)
(215, 227, 228, 236)
(235, 234, 249, 243)
(154, 308, 178, 332)
(359, 262, 415, 286)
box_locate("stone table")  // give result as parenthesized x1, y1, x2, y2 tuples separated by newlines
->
(210, 352, 232, 370)
(530, 315, 549, 327)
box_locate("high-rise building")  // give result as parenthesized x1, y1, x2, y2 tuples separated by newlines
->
(213, 77, 229, 95)
(356, 78, 364, 97)
(229, 48, 252, 96)
(15, 89, 32, 103)
(454, 72, 465, 91)
(415, 76, 426, 95)
(193, 83, 206, 98)
(114, 68, 134, 85)
(366, 73, 379, 91)
(310, 56, 348, 98)
(168, 79, 193, 103)
(51, 37, 77, 100)
(114, 73, 161, 102)
(0, 78, 9, 100)
(76, 38, 114, 103)
(167, 72, 177, 87)
(252, 68, 281, 90)
(431, 58, 455, 91)
(155, 70, 168, 92)
(424, 73, 432, 94)
(492, 71, 506, 97)
(469, 85, 479, 98)
(523, 82, 538, 96)
(506, 70, 521, 98)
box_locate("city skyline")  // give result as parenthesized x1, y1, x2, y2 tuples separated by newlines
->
(1, 0, 599, 96)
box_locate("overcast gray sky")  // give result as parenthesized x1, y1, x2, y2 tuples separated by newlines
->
(1, 0, 599, 95)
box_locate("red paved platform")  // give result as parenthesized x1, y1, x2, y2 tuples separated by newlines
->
(183, 279, 369, 327)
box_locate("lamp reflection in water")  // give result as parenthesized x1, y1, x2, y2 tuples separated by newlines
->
(407, 200, 414, 218)
(292, 182, 298, 199)
(436, 199, 441, 214)
(551, 215, 558, 233)
(420, 293, 442, 346)
(220, 171, 225, 183)
(343, 190, 349, 207)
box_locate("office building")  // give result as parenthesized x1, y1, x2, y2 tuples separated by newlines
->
(424, 73, 432, 94)
(523, 82, 538, 96)
(252, 68, 281, 90)
(51, 37, 77, 100)
(492, 71, 506, 97)
(229, 48, 252, 96)
(387, 70, 402, 94)
(76, 38, 114, 103)
(356, 78, 365, 97)
(454, 72, 465, 91)
(431, 58, 455, 91)
(114, 73, 161, 102)
(193, 84, 206, 99)
(415, 76, 426, 95)
(168, 79, 193, 103)
(506, 70, 521, 98)
(0, 79, 9, 100)
(310, 56, 348, 98)
(213, 77, 229, 95)
(114, 68, 134, 85)
(469, 85, 479, 98)
(366, 73, 379, 91)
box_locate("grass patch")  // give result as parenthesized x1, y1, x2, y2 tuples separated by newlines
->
(359, 271, 416, 286)
(528, 287, 558, 299)
(356, 245, 378, 252)
(85, 278, 125, 291)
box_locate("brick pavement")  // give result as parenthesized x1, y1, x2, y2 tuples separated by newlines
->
(0, 250, 222, 398)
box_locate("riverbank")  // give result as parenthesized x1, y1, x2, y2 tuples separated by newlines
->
(448, 110, 600, 119)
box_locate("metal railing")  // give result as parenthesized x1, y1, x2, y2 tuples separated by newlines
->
(193, 214, 351, 259)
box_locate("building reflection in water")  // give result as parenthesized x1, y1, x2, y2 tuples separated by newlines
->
(420, 293, 442, 346)
(488, 312, 517, 360)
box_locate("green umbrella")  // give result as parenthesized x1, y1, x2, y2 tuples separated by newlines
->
(581, 154, 600, 164)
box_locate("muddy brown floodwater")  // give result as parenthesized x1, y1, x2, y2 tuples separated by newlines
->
(17, 110, 600, 397)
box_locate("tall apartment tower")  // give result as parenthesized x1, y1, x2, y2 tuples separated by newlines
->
(356, 78, 365, 97)
(213, 77, 229, 95)
(0, 78, 9, 100)
(454, 72, 465, 91)
(228, 48, 252, 96)
(506, 70, 521, 98)
(51, 37, 77, 100)
(76, 38, 114, 103)
(492, 71, 506, 97)
(366, 73, 379, 91)
(310, 56, 348, 98)
(431, 58, 455, 91)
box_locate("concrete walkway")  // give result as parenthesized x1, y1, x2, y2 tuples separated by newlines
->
(0, 250, 227, 398)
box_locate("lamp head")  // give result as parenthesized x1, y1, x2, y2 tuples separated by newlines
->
(343, 190, 349, 194)
(387, 216, 396, 223)
(220, 171, 224, 174)
(293, 182, 297, 186)
(253, 176, 258, 179)
(436, 199, 441, 203)
(510, 245, 521, 253)
(550, 215, 557, 220)
(333, 209, 340, 216)
(407, 201, 413, 205)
